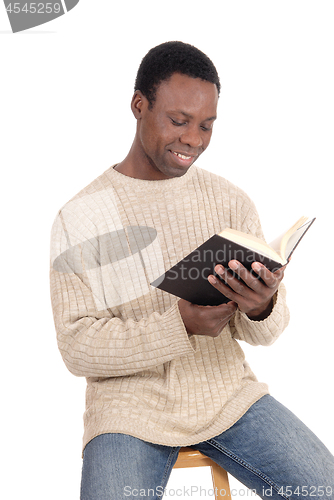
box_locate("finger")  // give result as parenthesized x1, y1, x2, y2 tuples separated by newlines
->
(253, 261, 287, 287)
(228, 260, 265, 292)
(201, 299, 238, 318)
(222, 300, 238, 315)
(274, 263, 287, 279)
(251, 262, 283, 289)
(208, 271, 244, 301)
(217, 301, 238, 323)
(215, 262, 263, 297)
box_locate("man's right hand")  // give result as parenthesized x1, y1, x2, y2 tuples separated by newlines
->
(178, 299, 238, 338)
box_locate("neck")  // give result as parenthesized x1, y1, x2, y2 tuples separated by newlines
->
(114, 140, 139, 178)
(114, 137, 177, 181)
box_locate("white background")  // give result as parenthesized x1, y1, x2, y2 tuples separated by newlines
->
(1, 1, 333, 498)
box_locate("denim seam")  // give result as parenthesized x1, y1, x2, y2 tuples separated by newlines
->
(207, 438, 290, 500)
(158, 447, 180, 499)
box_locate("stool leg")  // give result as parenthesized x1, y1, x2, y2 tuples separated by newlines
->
(210, 462, 231, 499)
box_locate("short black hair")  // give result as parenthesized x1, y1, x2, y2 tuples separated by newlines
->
(134, 41, 220, 108)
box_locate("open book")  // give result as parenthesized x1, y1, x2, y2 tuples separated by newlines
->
(219, 216, 315, 266)
(151, 216, 315, 306)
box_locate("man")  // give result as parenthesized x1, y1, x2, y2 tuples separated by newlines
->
(50, 42, 334, 499)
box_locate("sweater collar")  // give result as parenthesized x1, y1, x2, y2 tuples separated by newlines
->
(106, 164, 197, 193)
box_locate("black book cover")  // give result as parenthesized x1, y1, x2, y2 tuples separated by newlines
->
(151, 235, 282, 306)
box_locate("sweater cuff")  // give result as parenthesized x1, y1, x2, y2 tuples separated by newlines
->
(233, 283, 290, 346)
(161, 301, 198, 354)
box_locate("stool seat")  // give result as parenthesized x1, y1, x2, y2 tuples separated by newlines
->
(173, 447, 231, 499)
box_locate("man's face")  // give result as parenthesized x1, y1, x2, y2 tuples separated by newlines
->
(133, 73, 219, 180)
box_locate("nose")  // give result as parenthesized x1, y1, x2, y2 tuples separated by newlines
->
(180, 126, 203, 149)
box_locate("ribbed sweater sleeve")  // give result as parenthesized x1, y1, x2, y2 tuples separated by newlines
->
(230, 283, 290, 346)
(50, 226, 196, 379)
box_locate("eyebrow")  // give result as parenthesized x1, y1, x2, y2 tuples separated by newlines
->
(169, 110, 217, 122)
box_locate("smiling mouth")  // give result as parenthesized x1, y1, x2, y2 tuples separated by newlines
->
(171, 151, 194, 160)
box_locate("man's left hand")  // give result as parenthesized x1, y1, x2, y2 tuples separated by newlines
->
(208, 260, 287, 321)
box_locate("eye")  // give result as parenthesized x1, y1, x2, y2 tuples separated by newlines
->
(170, 118, 185, 127)
(200, 124, 214, 132)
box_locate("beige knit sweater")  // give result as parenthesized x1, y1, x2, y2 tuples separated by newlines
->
(50, 165, 290, 452)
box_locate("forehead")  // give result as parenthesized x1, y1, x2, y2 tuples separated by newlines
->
(154, 73, 219, 116)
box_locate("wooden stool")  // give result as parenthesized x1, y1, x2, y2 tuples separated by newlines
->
(173, 447, 231, 499)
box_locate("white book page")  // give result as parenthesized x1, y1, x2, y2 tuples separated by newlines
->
(268, 231, 286, 258)
(284, 219, 315, 259)
(269, 218, 315, 261)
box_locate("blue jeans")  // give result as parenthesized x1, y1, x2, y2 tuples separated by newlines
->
(81, 395, 334, 499)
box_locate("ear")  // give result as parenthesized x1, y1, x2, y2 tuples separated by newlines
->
(131, 90, 147, 119)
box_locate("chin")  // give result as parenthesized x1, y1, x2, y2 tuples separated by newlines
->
(159, 161, 193, 179)
(165, 166, 189, 178)
(147, 154, 194, 179)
